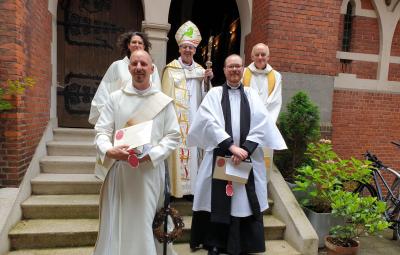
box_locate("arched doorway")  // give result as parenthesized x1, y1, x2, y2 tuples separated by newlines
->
(167, 0, 241, 85)
(56, 0, 143, 127)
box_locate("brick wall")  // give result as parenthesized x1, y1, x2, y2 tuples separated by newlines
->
(0, 0, 51, 187)
(332, 90, 400, 184)
(245, 0, 342, 76)
(350, 16, 379, 54)
(391, 22, 400, 57)
(361, 0, 374, 10)
(389, 63, 400, 82)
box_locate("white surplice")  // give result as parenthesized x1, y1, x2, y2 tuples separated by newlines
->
(89, 56, 161, 125)
(187, 85, 287, 217)
(245, 62, 282, 123)
(93, 84, 180, 255)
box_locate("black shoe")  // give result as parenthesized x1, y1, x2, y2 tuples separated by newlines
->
(208, 247, 220, 255)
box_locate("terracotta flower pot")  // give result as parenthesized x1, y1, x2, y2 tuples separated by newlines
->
(324, 236, 359, 255)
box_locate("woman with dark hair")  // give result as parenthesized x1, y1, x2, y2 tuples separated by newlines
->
(89, 31, 161, 125)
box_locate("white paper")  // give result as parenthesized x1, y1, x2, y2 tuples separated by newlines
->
(225, 159, 252, 180)
(114, 120, 153, 149)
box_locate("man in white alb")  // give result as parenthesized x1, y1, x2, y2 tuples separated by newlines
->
(93, 50, 180, 255)
(243, 43, 283, 172)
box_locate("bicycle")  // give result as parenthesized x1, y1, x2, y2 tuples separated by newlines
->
(352, 141, 400, 241)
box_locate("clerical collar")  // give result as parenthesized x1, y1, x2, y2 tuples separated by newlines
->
(226, 82, 241, 90)
(248, 62, 273, 74)
(178, 57, 195, 70)
(133, 83, 152, 95)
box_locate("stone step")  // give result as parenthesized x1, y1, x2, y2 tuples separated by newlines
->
(174, 240, 301, 255)
(7, 247, 94, 255)
(21, 195, 99, 219)
(171, 198, 274, 216)
(9, 219, 98, 249)
(6, 240, 301, 255)
(47, 141, 96, 156)
(40, 156, 96, 174)
(53, 128, 95, 142)
(31, 174, 102, 195)
(176, 214, 286, 243)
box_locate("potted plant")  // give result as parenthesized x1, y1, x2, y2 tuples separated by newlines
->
(325, 190, 389, 254)
(293, 139, 373, 247)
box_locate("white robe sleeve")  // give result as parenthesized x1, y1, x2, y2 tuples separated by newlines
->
(148, 102, 181, 167)
(265, 71, 282, 123)
(89, 62, 119, 125)
(247, 88, 287, 150)
(187, 88, 231, 151)
(94, 93, 116, 163)
(151, 64, 162, 91)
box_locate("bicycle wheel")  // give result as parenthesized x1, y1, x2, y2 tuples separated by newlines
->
(353, 183, 377, 197)
(386, 177, 400, 212)
(386, 177, 400, 240)
(393, 211, 400, 241)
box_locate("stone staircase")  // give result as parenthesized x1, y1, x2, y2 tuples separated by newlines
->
(6, 128, 301, 255)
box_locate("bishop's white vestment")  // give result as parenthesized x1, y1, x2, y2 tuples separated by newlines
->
(93, 84, 180, 255)
(89, 56, 161, 125)
(161, 57, 207, 197)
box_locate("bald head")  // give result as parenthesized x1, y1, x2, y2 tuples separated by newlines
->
(128, 50, 154, 90)
(251, 43, 270, 69)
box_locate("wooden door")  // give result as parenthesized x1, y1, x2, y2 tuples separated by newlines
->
(57, 0, 143, 127)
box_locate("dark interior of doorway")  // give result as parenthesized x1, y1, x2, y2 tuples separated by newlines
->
(167, 0, 241, 85)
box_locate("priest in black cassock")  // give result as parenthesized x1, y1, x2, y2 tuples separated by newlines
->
(187, 54, 287, 255)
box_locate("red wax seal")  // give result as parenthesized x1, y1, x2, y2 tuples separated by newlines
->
(115, 130, 124, 140)
(217, 158, 226, 167)
(128, 154, 139, 168)
(226, 183, 234, 197)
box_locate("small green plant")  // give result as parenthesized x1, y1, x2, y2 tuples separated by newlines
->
(274, 91, 320, 181)
(294, 139, 372, 213)
(329, 190, 390, 247)
(0, 77, 35, 111)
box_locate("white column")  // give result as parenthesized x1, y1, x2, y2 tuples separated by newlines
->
(48, 0, 58, 127)
(142, 21, 171, 74)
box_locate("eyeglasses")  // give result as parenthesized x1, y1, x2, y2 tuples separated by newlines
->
(225, 65, 242, 70)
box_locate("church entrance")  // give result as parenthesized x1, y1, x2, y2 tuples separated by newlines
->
(167, 0, 241, 85)
(56, 0, 143, 128)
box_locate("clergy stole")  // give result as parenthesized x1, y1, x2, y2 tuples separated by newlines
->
(210, 83, 261, 224)
(242, 67, 276, 96)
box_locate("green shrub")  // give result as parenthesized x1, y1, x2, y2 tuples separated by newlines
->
(294, 140, 372, 213)
(274, 91, 320, 181)
(329, 190, 389, 247)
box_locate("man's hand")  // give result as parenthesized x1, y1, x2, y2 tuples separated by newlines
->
(229, 144, 248, 165)
(204, 68, 214, 82)
(106, 145, 130, 160)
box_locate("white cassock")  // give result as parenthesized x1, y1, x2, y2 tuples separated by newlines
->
(93, 84, 180, 255)
(187, 86, 287, 216)
(89, 56, 161, 125)
(161, 57, 207, 197)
